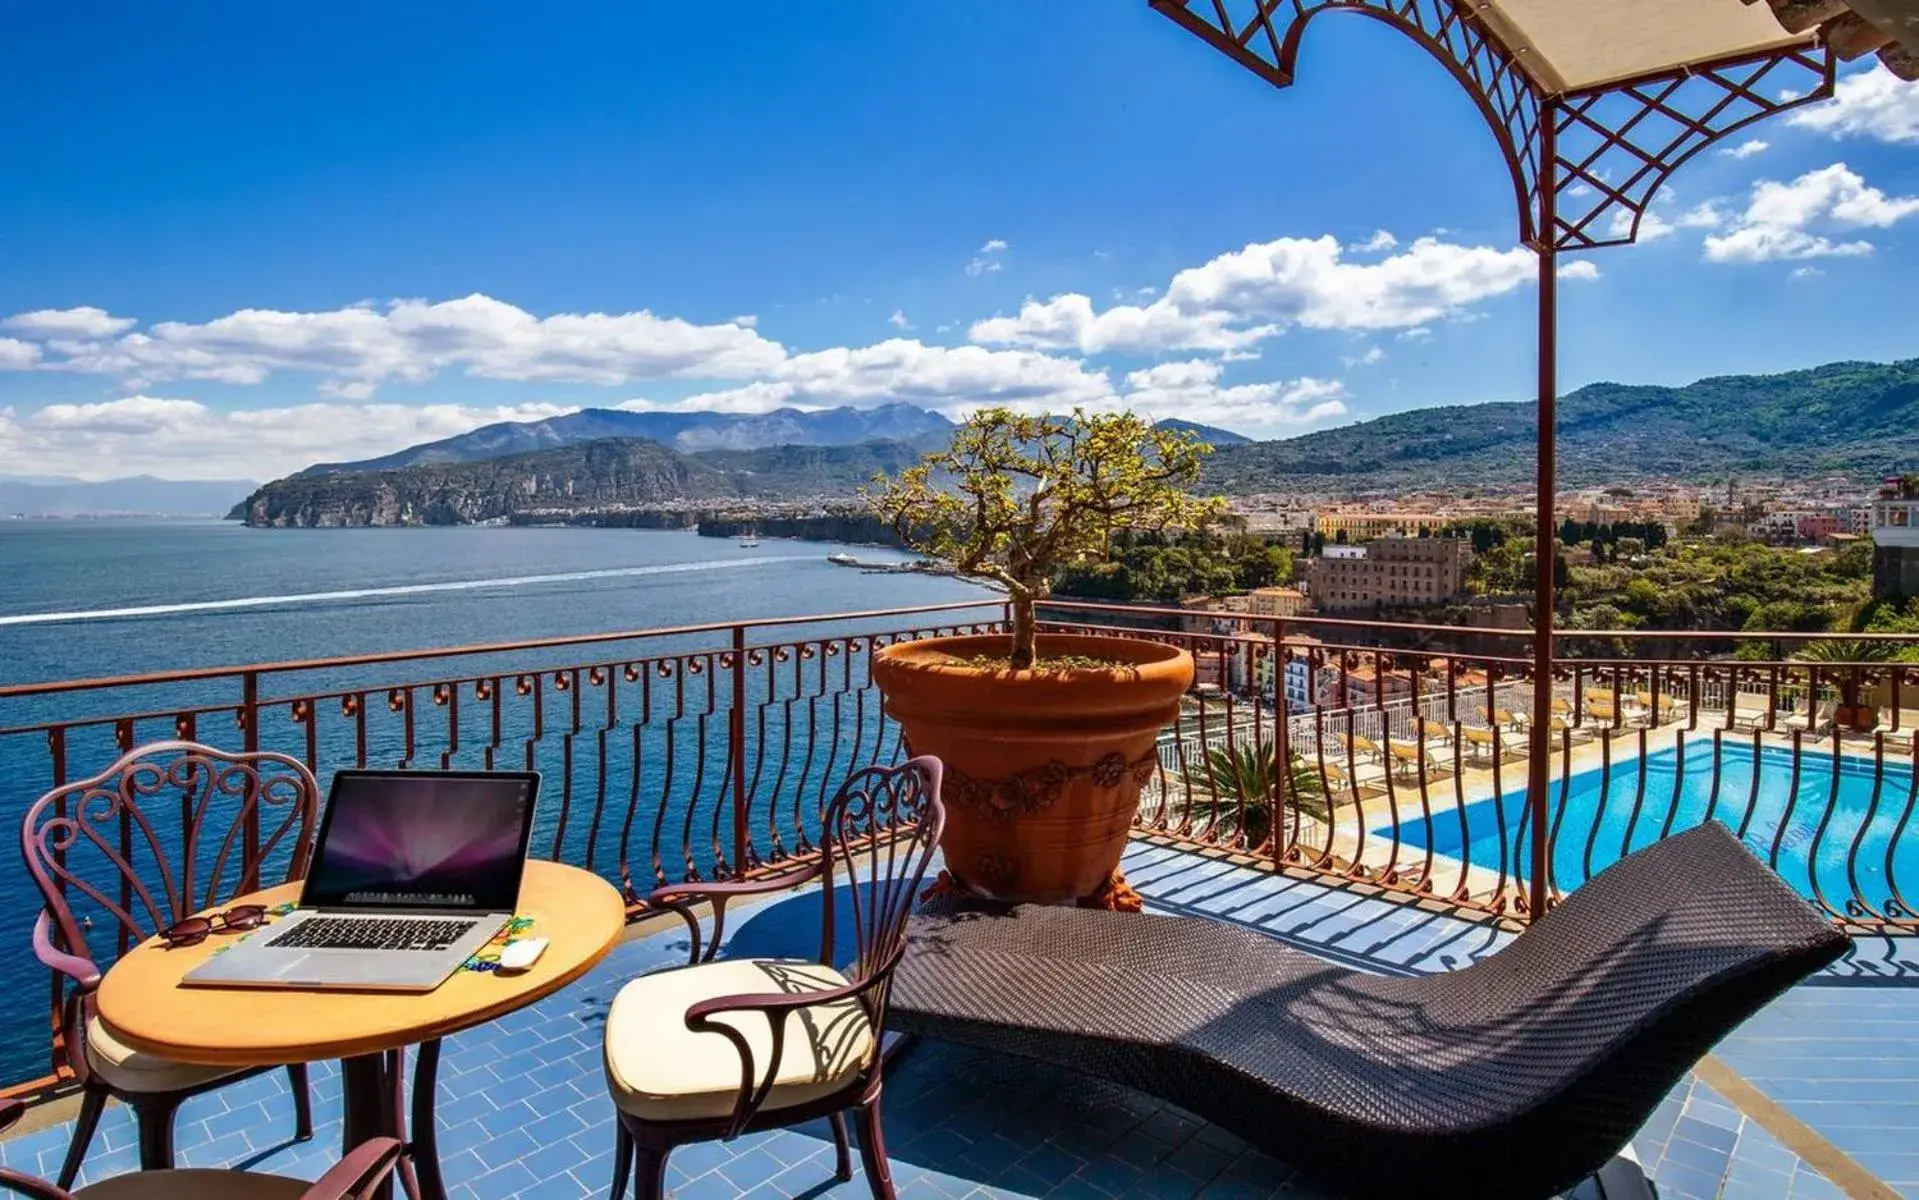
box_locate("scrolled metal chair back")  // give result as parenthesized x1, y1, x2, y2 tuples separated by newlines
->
(21, 740, 321, 964)
(817, 756, 944, 996)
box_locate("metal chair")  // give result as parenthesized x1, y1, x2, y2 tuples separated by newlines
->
(0, 1100, 399, 1200)
(601, 758, 945, 1200)
(20, 741, 320, 1187)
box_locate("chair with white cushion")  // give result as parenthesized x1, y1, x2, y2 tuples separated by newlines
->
(21, 742, 319, 1188)
(601, 757, 944, 1200)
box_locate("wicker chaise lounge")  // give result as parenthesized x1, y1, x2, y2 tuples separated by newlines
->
(892, 823, 1847, 1200)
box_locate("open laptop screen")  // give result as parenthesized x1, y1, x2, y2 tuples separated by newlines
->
(302, 771, 539, 912)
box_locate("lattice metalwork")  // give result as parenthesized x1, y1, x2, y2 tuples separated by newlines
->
(1150, 0, 1545, 242)
(1551, 48, 1834, 249)
(1149, 0, 1836, 251)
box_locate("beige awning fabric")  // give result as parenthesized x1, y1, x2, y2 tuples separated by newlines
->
(1743, 0, 1919, 79)
(1478, 0, 1813, 92)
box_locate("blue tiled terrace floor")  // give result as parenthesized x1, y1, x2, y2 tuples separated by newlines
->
(1, 839, 1914, 1199)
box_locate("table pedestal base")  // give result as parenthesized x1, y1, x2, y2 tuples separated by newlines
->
(339, 1040, 445, 1200)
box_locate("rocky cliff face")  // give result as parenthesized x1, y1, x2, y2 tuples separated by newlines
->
(237, 438, 737, 527)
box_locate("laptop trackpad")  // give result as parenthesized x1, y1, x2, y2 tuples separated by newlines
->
(266, 954, 323, 984)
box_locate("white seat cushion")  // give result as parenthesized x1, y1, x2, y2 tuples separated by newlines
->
(603, 957, 877, 1123)
(77, 1169, 307, 1199)
(86, 1016, 243, 1094)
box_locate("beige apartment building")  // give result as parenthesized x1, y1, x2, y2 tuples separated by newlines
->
(1244, 586, 1309, 618)
(1304, 536, 1471, 611)
(1313, 511, 1453, 540)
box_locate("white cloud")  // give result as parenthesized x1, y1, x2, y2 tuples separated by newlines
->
(1164, 235, 1535, 331)
(966, 239, 1010, 277)
(1352, 230, 1397, 253)
(1557, 260, 1601, 281)
(1675, 202, 1728, 230)
(1720, 139, 1769, 159)
(663, 339, 1114, 416)
(1788, 65, 1919, 145)
(0, 338, 41, 369)
(1790, 266, 1825, 280)
(1341, 346, 1386, 367)
(968, 293, 1274, 356)
(1116, 359, 1346, 433)
(1704, 163, 1919, 262)
(968, 232, 1536, 356)
(1, 307, 138, 339)
(5, 295, 786, 395)
(1397, 326, 1432, 342)
(1607, 209, 1668, 242)
(887, 309, 911, 329)
(0, 397, 577, 480)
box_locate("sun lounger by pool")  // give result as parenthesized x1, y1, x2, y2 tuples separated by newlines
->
(1729, 693, 1773, 731)
(1784, 701, 1837, 737)
(1868, 708, 1919, 751)
(1333, 731, 1384, 764)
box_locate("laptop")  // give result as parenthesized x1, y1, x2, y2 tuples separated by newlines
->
(183, 769, 540, 992)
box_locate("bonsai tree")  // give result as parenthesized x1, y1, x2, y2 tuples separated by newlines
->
(868, 406, 1227, 669)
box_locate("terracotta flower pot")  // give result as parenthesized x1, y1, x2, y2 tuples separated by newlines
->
(871, 633, 1193, 909)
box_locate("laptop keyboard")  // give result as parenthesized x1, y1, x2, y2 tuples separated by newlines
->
(268, 916, 480, 952)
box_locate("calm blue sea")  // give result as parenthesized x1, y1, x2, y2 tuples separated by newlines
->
(0, 519, 997, 1082)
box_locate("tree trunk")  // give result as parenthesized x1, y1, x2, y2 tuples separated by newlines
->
(1009, 590, 1037, 669)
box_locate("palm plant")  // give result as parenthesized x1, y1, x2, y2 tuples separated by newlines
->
(1792, 638, 1897, 730)
(1179, 743, 1328, 848)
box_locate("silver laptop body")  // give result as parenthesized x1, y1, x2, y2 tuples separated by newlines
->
(183, 769, 540, 992)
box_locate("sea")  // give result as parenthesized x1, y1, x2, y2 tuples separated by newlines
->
(0, 519, 997, 1082)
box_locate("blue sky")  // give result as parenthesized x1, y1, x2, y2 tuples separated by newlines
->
(1, 1, 1915, 480)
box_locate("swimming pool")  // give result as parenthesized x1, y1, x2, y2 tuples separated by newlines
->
(1386, 742, 1918, 914)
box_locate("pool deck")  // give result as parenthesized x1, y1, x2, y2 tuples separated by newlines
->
(1, 837, 1914, 1199)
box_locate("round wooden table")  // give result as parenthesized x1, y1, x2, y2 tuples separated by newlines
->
(96, 861, 625, 1200)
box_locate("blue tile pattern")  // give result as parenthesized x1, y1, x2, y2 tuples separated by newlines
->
(0, 838, 1907, 1198)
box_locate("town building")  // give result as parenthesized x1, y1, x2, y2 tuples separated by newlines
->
(1303, 536, 1472, 611)
(1244, 586, 1309, 619)
(1312, 511, 1454, 540)
(1874, 479, 1919, 598)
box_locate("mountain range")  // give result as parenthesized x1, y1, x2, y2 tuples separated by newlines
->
(298, 402, 954, 474)
(3, 475, 259, 517)
(232, 357, 1919, 526)
(236, 438, 933, 526)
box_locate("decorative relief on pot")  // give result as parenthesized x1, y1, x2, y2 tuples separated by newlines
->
(945, 750, 1160, 818)
(973, 855, 1016, 887)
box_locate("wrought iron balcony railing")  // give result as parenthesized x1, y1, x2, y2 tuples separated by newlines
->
(2, 599, 1915, 1096)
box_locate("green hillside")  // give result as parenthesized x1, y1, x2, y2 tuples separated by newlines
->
(1202, 358, 1919, 493)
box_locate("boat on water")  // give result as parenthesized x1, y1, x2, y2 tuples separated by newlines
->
(738, 536, 761, 547)
(826, 552, 859, 566)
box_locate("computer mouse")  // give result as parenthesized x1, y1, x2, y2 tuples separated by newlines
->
(497, 937, 549, 973)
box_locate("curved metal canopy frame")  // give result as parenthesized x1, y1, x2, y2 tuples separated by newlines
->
(1149, 0, 1836, 919)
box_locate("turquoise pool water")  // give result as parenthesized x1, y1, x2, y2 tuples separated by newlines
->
(1387, 742, 1918, 914)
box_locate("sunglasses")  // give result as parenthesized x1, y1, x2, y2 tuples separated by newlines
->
(160, 905, 271, 948)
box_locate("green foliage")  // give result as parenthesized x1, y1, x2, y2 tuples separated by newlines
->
(1446, 519, 1516, 555)
(1178, 745, 1329, 848)
(1053, 530, 1295, 605)
(1561, 534, 1876, 640)
(867, 407, 1227, 667)
(1467, 537, 1531, 595)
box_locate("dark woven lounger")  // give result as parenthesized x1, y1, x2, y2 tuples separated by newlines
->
(891, 823, 1848, 1200)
